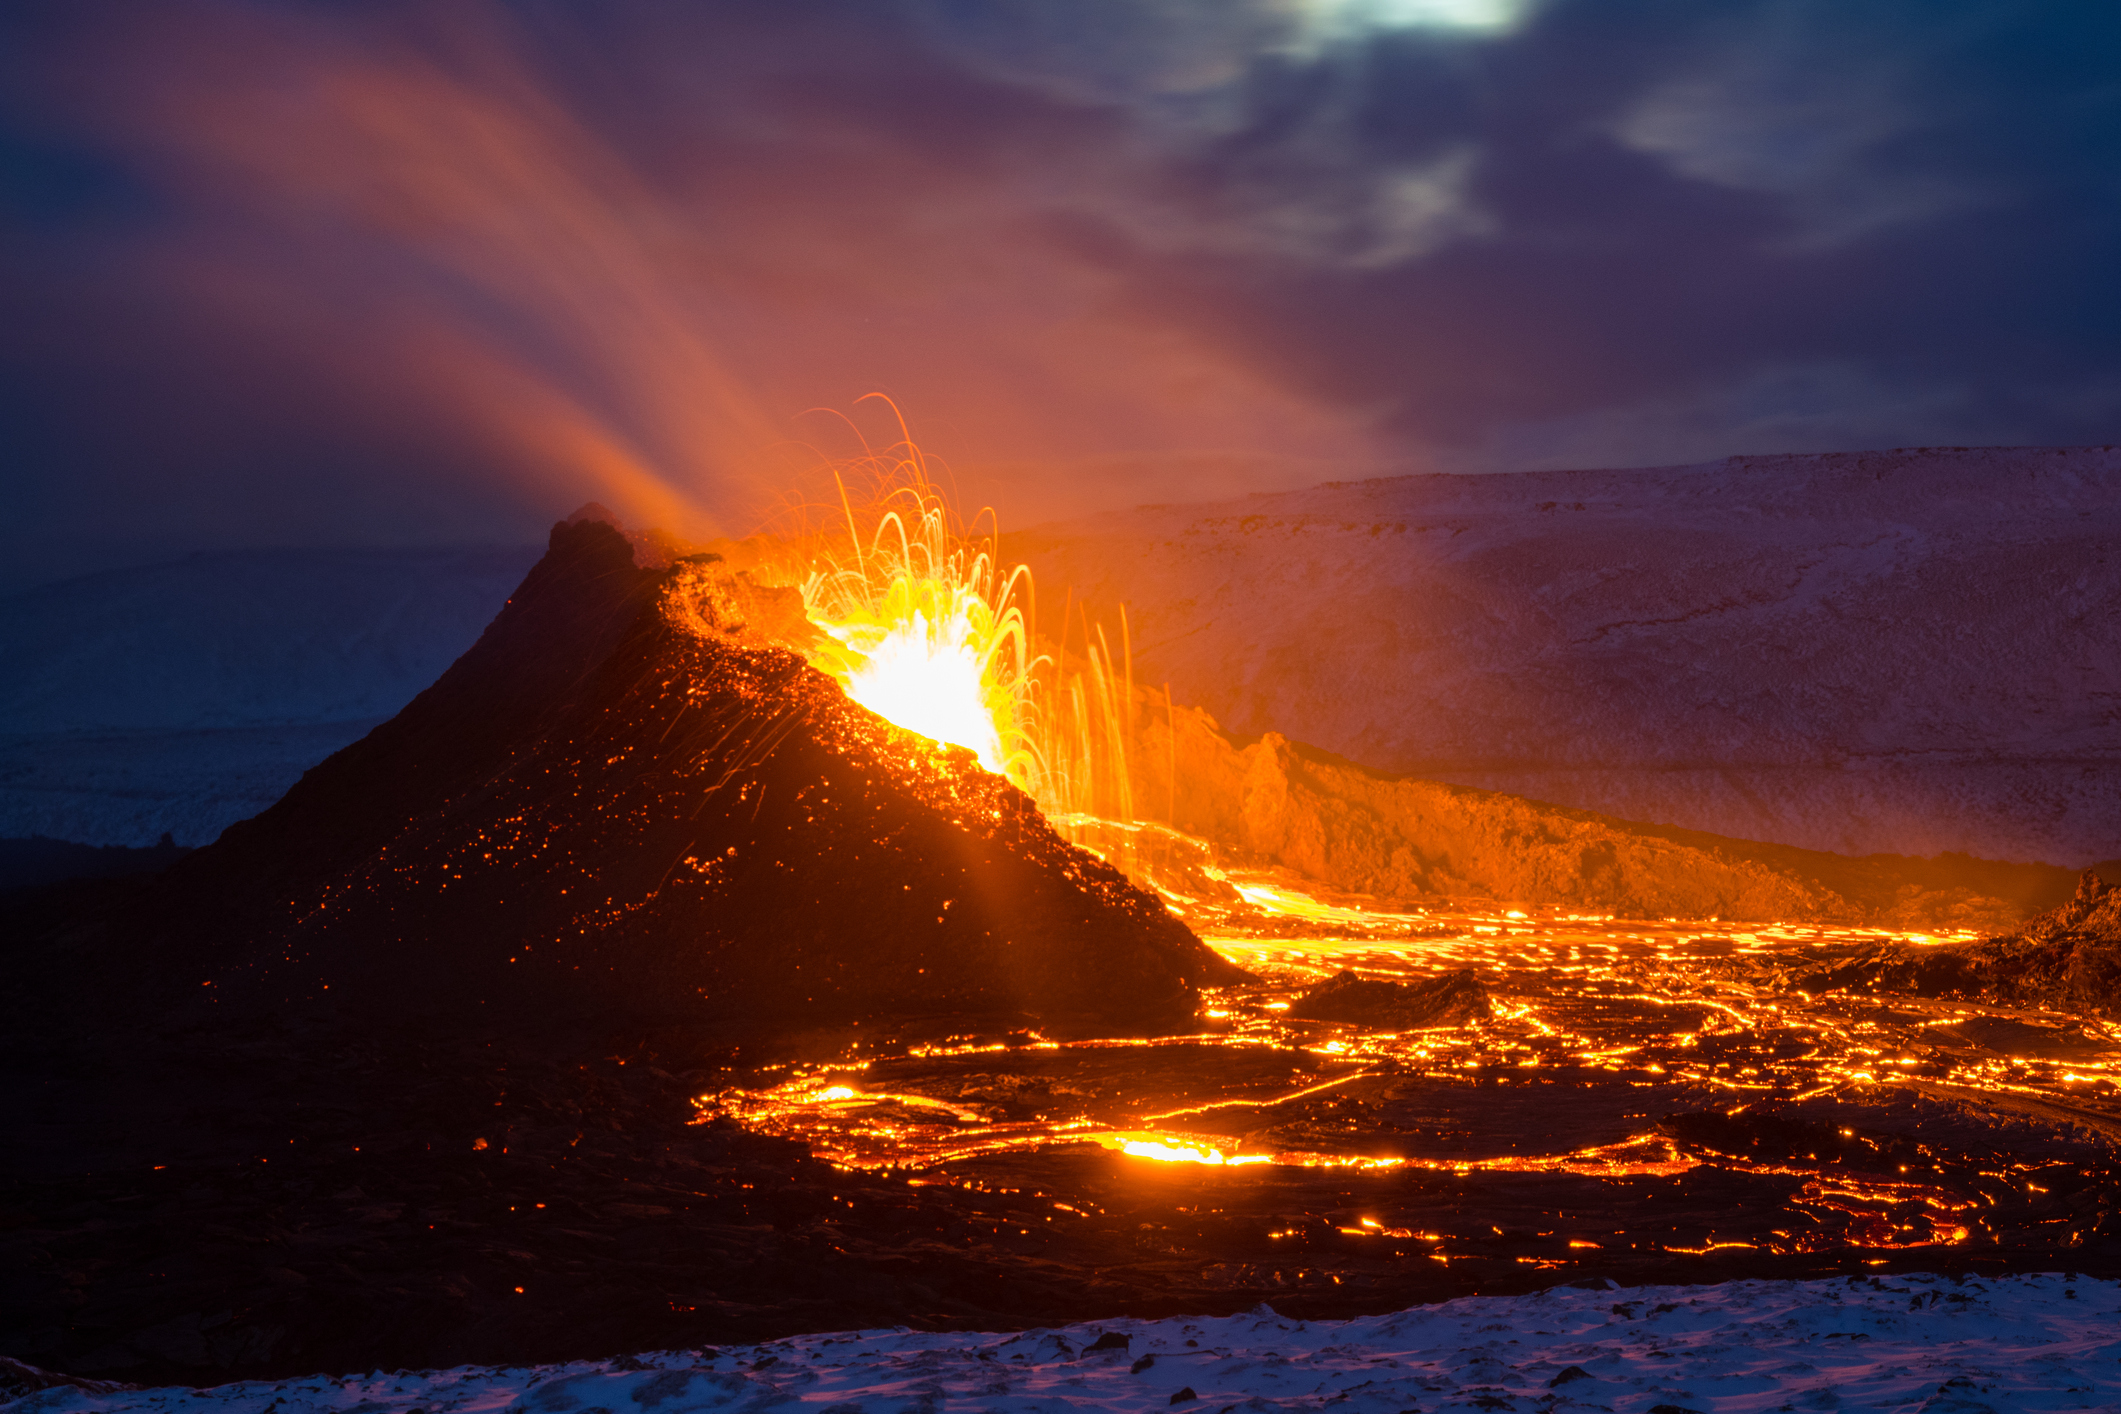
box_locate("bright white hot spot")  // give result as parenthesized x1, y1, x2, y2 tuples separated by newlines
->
(18, 1273, 2121, 1413)
(836, 608, 1004, 771)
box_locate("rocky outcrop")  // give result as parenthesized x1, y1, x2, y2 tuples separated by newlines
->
(1970, 868, 2121, 1014)
(1288, 968, 1490, 1029)
(1793, 869, 2121, 1016)
(113, 516, 1242, 1037)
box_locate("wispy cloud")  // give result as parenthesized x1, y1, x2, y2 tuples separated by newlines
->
(2, 0, 2118, 577)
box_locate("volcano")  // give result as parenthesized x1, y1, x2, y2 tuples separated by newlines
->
(118, 510, 1240, 1038)
(11, 507, 2121, 1388)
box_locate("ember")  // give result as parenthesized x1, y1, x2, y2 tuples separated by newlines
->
(798, 441, 1034, 779)
(775, 429, 1141, 832)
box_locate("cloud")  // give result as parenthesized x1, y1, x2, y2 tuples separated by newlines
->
(920, 2, 1507, 269)
(985, 0, 2121, 454)
(1609, 4, 2007, 249)
(0, 1, 1386, 578)
(2, 0, 2120, 583)
(1305, 0, 1537, 40)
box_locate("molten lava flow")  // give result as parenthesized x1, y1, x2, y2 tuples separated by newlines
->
(1117, 1137, 1274, 1166)
(797, 445, 1037, 781)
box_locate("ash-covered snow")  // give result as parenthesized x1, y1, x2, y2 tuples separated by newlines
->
(14, 1274, 2121, 1413)
(0, 546, 539, 846)
(1016, 446, 2121, 864)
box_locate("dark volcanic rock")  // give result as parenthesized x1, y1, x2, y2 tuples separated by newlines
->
(113, 516, 1241, 1037)
(1960, 869, 2121, 1016)
(1793, 869, 2121, 1017)
(0, 834, 191, 890)
(1287, 967, 1490, 1028)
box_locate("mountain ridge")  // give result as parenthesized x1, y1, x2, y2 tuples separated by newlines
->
(1007, 444, 2121, 864)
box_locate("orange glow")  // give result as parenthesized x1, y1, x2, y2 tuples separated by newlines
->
(786, 425, 1144, 825)
(1116, 1137, 1275, 1166)
(794, 432, 1038, 781)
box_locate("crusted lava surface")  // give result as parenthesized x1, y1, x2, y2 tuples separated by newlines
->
(5, 1005, 2120, 1388)
(1287, 968, 1491, 1028)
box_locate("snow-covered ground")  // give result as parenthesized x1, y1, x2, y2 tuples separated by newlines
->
(1015, 446, 2121, 864)
(12, 1274, 2118, 1413)
(0, 546, 539, 845)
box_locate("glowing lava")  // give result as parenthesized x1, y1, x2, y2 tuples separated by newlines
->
(816, 576, 1010, 772)
(1115, 1137, 1275, 1166)
(798, 445, 1036, 781)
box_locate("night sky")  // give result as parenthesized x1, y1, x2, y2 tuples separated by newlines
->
(5, 0, 2119, 590)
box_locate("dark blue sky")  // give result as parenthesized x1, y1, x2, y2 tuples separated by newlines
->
(5, 0, 2120, 588)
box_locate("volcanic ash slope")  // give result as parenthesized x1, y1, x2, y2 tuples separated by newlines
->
(1084, 695, 2082, 930)
(120, 514, 1240, 1036)
(1009, 445, 2121, 864)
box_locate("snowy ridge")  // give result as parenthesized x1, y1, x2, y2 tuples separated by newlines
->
(1014, 446, 2121, 863)
(9, 448, 2121, 858)
(13, 1274, 2119, 1413)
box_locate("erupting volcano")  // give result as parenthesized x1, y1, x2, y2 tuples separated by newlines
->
(102, 483, 1241, 1041)
(13, 1, 2121, 1401)
(8, 454, 2121, 1389)
(770, 439, 1148, 834)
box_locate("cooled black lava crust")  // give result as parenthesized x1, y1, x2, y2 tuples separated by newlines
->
(3, 1002, 2118, 1388)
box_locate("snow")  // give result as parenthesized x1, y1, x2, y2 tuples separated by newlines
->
(14, 1274, 2121, 1413)
(1015, 446, 2121, 864)
(0, 546, 539, 846)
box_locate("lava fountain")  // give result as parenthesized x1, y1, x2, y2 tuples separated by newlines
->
(796, 443, 1038, 783)
(784, 436, 1141, 833)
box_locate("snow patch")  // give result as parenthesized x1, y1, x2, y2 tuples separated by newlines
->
(13, 1273, 2121, 1413)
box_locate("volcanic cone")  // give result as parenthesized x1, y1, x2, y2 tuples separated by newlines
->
(130, 513, 1242, 1037)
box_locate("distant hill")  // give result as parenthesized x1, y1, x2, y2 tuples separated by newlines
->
(1009, 446, 2121, 866)
(0, 545, 541, 845)
(0, 833, 192, 890)
(9, 446, 2118, 866)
